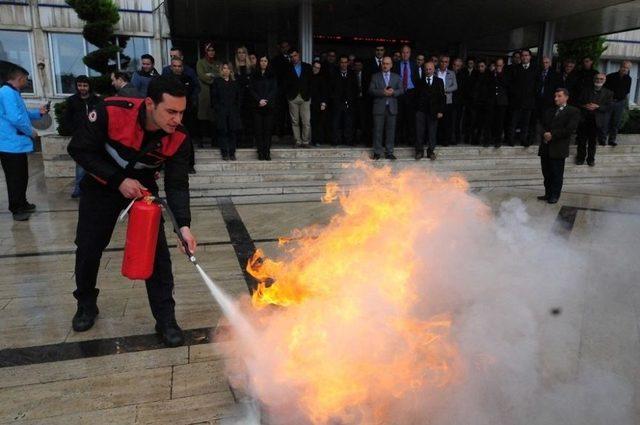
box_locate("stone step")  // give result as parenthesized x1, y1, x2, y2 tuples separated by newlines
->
(193, 144, 640, 160)
(183, 164, 640, 185)
(188, 175, 640, 203)
(193, 153, 640, 172)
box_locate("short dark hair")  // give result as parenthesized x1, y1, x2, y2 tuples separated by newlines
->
(339, 54, 349, 62)
(141, 54, 155, 63)
(520, 49, 532, 55)
(112, 71, 131, 82)
(5, 63, 29, 80)
(147, 75, 186, 104)
(75, 75, 90, 85)
(169, 46, 181, 52)
(354, 57, 363, 64)
(289, 46, 299, 54)
(563, 58, 576, 65)
(555, 87, 570, 97)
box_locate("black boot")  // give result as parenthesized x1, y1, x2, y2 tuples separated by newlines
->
(155, 320, 185, 347)
(72, 304, 99, 332)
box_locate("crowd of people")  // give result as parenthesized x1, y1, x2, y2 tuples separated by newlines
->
(59, 42, 634, 167)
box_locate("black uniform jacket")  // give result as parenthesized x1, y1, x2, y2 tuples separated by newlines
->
(538, 104, 581, 160)
(67, 96, 191, 227)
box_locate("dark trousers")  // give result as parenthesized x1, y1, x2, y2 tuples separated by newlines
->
(507, 107, 533, 145)
(576, 116, 603, 162)
(372, 107, 397, 155)
(487, 105, 507, 145)
(471, 105, 491, 144)
(415, 110, 438, 152)
(218, 130, 237, 157)
(274, 90, 291, 137)
(311, 103, 329, 145)
(73, 181, 176, 324)
(608, 99, 626, 143)
(254, 109, 274, 156)
(396, 92, 415, 145)
(331, 103, 354, 145)
(182, 108, 196, 167)
(0, 152, 29, 213)
(453, 102, 464, 143)
(199, 120, 216, 147)
(437, 103, 455, 144)
(239, 94, 254, 148)
(540, 156, 566, 199)
(355, 97, 371, 145)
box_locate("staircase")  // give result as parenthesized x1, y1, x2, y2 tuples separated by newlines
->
(186, 136, 640, 204)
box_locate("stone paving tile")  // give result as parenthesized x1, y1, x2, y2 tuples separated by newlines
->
(0, 367, 172, 422)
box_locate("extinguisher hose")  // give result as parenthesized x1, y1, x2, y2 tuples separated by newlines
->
(155, 197, 198, 265)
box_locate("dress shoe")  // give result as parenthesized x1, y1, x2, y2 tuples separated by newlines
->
(494, 143, 501, 149)
(547, 198, 559, 204)
(230, 154, 237, 161)
(598, 141, 606, 146)
(23, 202, 36, 212)
(537, 195, 549, 201)
(372, 153, 381, 160)
(608, 141, 618, 147)
(12, 211, 30, 221)
(587, 159, 595, 167)
(385, 153, 397, 160)
(71, 192, 81, 199)
(427, 149, 436, 160)
(415, 151, 424, 160)
(155, 321, 185, 347)
(265, 152, 272, 161)
(258, 153, 264, 161)
(575, 159, 585, 165)
(521, 142, 531, 147)
(72, 305, 99, 332)
(222, 155, 229, 161)
(188, 167, 196, 174)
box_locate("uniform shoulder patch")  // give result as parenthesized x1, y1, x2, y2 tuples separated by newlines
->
(88, 110, 98, 122)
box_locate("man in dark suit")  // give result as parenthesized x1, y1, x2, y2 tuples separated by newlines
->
(529, 56, 560, 145)
(283, 47, 313, 147)
(575, 73, 614, 166)
(538, 88, 581, 204)
(366, 45, 386, 76)
(393, 45, 419, 145)
(558, 58, 578, 96)
(506, 49, 537, 146)
(271, 40, 292, 137)
(330, 55, 358, 145)
(352, 58, 371, 145)
(574, 57, 599, 97)
(604, 60, 633, 146)
(369, 56, 404, 160)
(486, 58, 509, 148)
(415, 61, 445, 160)
(454, 57, 476, 144)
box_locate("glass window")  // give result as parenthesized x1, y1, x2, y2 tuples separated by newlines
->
(116, 36, 151, 72)
(49, 33, 88, 95)
(0, 30, 34, 93)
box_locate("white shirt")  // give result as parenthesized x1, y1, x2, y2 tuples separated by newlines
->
(522, 63, 529, 70)
(437, 69, 447, 82)
(426, 75, 433, 85)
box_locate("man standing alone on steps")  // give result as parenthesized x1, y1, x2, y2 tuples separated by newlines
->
(538, 88, 580, 204)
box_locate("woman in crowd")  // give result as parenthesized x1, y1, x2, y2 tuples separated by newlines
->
(196, 43, 221, 147)
(250, 55, 277, 160)
(211, 63, 242, 161)
(310, 60, 329, 146)
(234, 46, 254, 147)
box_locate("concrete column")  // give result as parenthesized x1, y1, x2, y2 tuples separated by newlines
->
(539, 21, 556, 62)
(299, 0, 313, 63)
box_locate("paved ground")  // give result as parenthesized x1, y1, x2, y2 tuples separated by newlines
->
(0, 153, 639, 424)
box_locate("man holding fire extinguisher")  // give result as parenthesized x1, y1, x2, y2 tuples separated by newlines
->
(68, 76, 197, 347)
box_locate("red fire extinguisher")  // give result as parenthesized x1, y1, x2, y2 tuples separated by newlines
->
(121, 190, 162, 280)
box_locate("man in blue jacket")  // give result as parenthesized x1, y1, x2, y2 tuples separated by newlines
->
(0, 64, 48, 221)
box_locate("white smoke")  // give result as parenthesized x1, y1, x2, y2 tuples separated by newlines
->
(216, 165, 637, 425)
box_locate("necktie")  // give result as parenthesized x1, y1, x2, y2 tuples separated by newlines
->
(384, 73, 389, 86)
(402, 62, 408, 90)
(427, 77, 431, 86)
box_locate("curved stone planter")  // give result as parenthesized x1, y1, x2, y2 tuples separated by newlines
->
(41, 134, 74, 178)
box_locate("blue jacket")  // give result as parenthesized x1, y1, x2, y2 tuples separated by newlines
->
(0, 84, 40, 153)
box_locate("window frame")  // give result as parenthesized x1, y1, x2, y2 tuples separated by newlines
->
(0, 29, 37, 95)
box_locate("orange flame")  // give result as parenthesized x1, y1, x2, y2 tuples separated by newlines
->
(236, 162, 479, 423)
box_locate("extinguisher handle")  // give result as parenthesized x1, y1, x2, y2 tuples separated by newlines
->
(155, 197, 197, 264)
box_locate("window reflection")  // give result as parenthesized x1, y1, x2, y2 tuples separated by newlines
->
(0, 30, 34, 93)
(49, 33, 86, 95)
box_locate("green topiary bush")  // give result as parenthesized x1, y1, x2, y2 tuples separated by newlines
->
(620, 108, 640, 134)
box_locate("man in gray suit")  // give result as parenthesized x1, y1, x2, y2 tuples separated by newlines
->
(435, 55, 458, 145)
(369, 56, 404, 160)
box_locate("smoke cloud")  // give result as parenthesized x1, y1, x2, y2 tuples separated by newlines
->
(218, 163, 637, 425)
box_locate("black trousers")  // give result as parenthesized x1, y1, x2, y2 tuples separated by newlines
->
(437, 103, 455, 144)
(332, 103, 354, 145)
(396, 91, 416, 145)
(506, 107, 533, 145)
(415, 110, 438, 152)
(540, 156, 566, 199)
(311, 103, 329, 145)
(0, 152, 29, 213)
(576, 116, 604, 162)
(74, 180, 176, 324)
(487, 105, 507, 145)
(254, 109, 274, 155)
(355, 97, 371, 145)
(471, 105, 491, 144)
